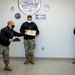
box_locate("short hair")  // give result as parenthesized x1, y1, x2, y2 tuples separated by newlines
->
(7, 20, 14, 25)
(27, 15, 32, 18)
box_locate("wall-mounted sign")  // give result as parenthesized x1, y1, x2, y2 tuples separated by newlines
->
(18, 0, 41, 15)
(36, 14, 46, 19)
(10, 5, 15, 11)
(15, 13, 21, 19)
(43, 4, 50, 12)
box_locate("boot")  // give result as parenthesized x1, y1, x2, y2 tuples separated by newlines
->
(72, 61, 75, 64)
(30, 58, 35, 64)
(4, 64, 12, 71)
(24, 58, 30, 64)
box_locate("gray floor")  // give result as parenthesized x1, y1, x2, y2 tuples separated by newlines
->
(0, 58, 75, 75)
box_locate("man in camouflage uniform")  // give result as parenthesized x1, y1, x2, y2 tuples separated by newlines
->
(20, 15, 39, 64)
(0, 20, 24, 71)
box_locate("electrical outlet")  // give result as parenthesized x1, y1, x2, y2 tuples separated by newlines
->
(42, 47, 44, 50)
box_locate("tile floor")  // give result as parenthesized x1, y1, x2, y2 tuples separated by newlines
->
(0, 58, 75, 75)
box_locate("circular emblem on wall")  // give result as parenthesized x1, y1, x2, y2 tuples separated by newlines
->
(43, 4, 50, 12)
(18, 0, 41, 15)
(15, 13, 21, 19)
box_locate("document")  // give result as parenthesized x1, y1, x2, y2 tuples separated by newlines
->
(26, 30, 36, 36)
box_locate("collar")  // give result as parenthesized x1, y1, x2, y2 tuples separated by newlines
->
(7, 26, 13, 30)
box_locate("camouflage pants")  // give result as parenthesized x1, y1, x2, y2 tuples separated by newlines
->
(24, 39, 36, 58)
(0, 45, 10, 65)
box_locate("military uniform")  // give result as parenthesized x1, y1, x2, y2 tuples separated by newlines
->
(24, 39, 35, 58)
(20, 21, 39, 64)
(0, 26, 24, 65)
(0, 45, 9, 65)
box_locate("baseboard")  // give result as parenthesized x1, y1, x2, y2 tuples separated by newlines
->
(0, 57, 75, 60)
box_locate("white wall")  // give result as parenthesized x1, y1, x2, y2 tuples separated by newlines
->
(0, 0, 75, 58)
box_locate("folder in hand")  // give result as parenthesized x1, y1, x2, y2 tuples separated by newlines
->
(13, 38, 20, 42)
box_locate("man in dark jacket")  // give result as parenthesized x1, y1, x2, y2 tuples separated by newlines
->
(20, 15, 39, 64)
(0, 20, 24, 71)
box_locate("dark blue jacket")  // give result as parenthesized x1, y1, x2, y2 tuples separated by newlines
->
(20, 22, 39, 40)
(0, 26, 24, 46)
